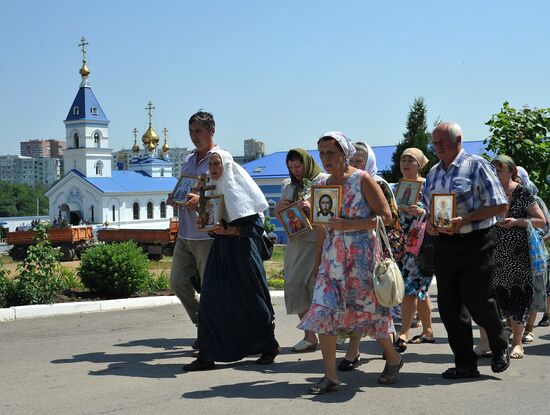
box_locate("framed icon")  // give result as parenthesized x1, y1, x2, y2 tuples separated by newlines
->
(171, 174, 199, 205)
(395, 179, 422, 208)
(280, 201, 313, 239)
(311, 185, 342, 225)
(431, 193, 456, 230)
(199, 195, 224, 231)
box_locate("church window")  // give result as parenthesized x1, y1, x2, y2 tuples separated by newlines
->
(160, 168, 165, 177)
(112, 205, 116, 222)
(73, 132, 80, 148)
(147, 202, 154, 219)
(73, 106, 79, 115)
(91, 205, 95, 222)
(133, 202, 140, 220)
(95, 161, 103, 176)
(91, 107, 98, 115)
(160, 201, 166, 218)
(93, 131, 100, 146)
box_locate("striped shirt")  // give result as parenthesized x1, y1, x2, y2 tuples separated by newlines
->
(177, 145, 219, 240)
(423, 149, 507, 234)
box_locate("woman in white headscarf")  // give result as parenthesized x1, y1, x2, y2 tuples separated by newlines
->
(183, 149, 280, 371)
(299, 131, 403, 394)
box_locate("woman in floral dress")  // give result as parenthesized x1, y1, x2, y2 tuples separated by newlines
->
(299, 131, 403, 394)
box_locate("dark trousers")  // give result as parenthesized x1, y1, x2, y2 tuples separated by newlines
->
(436, 227, 508, 370)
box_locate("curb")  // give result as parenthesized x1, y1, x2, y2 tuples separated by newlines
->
(0, 291, 285, 322)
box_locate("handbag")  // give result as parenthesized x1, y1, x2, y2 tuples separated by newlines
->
(527, 219, 548, 312)
(373, 216, 405, 307)
(259, 231, 274, 261)
(404, 212, 427, 257)
(418, 232, 436, 276)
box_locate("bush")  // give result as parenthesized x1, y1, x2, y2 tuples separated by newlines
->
(0, 267, 13, 308)
(10, 224, 64, 306)
(79, 242, 150, 298)
(146, 270, 170, 292)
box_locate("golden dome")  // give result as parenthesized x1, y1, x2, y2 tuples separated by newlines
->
(147, 141, 155, 152)
(132, 142, 140, 153)
(162, 141, 170, 153)
(141, 126, 159, 146)
(79, 62, 90, 77)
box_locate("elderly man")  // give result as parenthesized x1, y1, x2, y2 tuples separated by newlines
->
(168, 110, 219, 349)
(425, 121, 510, 379)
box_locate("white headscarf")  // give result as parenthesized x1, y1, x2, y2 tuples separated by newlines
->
(318, 131, 356, 161)
(208, 149, 269, 222)
(516, 166, 539, 196)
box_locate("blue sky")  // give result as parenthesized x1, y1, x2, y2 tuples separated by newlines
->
(1, 1, 549, 156)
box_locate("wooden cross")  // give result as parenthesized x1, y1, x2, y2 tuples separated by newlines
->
(192, 173, 216, 228)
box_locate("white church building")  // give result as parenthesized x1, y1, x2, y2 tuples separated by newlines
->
(46, 38, 177, 229)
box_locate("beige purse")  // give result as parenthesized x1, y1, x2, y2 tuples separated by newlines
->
(373, 216, 405, 307)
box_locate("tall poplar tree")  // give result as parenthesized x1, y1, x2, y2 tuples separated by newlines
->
(385, 97, 437, 183)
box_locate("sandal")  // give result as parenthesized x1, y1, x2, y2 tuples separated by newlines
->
(408, 334, 435, 344)
(291, 339, 318, 352)
(378, 359, 403, 384)
(522, 332, 535, 343)
(510, 346, 524, 359)
(394, 337, 408, 353)
(308, 376, 341, 395)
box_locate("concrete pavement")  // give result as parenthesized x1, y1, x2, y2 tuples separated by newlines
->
(1, 295, 550, 415)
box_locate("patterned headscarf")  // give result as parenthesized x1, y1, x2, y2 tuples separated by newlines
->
(286, 148, 323, 202)
(317, 131, 356, 161)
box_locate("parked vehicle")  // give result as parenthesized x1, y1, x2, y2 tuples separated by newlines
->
(97, 219, 179, 260)
(7, 225, 94, 261)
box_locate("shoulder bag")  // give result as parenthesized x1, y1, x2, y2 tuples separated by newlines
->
(373, 216, 405, 307)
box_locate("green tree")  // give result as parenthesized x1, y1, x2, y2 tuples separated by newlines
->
(484, 102, 550, 203)
(385, 97, 437, 183)
(0, 181, 49, 216)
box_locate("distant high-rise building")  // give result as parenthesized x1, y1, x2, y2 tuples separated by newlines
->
(0, 155, 61, 186)
(244, 138, 265, 162)
(20, 139, 66, 158)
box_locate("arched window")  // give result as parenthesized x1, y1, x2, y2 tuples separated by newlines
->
(73, 132, 80, 148)
(90, 205, 95, 222)
(73, 106, 79, 115)
(95, 161, 103, 176)
(91, 107, 98, 115)
(112, 205, 116, 222)
(160, 201, 166, 218)
(160, 168, 165, 177)
(147, 202, 154, 219)
(93, 131, 100, 147)
(133, 202, 140, 220)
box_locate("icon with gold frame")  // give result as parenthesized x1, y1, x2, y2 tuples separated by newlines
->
(311, 185, 342, 225)
(395, 178, 422, 208)
(279, 201, 312, 239)
(431, 193, 456, 230)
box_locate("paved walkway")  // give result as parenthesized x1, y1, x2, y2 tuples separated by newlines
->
(1, 295, 549, 415)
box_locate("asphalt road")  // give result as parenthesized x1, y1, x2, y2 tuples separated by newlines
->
(1, 295, 549, 415)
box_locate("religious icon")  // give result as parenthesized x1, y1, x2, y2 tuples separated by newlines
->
(395, 179, 422, 208)
(431, 193, 456, 230)
(171, 175, 199, 205)
(199, 195, 224, 231)
(280, 201, 312, 239)
(311, 185, 342, 225)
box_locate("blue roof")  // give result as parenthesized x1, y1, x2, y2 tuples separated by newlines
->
(131, 157, 173, 165)
(65, 86, 108, 122)
(72, 170, 177, 193)
(244, 140, 489, 179)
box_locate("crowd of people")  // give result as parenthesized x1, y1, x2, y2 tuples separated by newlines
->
(167, 111, 550, 394)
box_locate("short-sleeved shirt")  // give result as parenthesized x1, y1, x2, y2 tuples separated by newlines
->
(423, 149, 507, 235)
(177, 145, 220, 240)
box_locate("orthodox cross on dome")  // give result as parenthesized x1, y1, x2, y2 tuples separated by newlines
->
(145, 101, 155, 127)
(133, 128, 138, 139)
(193, 173, 216, 229)
(162, 127, 168, 139)
(78, 36, 89, 63)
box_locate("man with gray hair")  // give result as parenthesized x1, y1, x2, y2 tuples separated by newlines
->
(424, 121, 510, 379)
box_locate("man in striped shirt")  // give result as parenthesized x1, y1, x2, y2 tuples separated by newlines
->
(424, 121, 510, 380)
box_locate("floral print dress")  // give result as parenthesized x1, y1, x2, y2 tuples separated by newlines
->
(298, 171, 395, 338)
